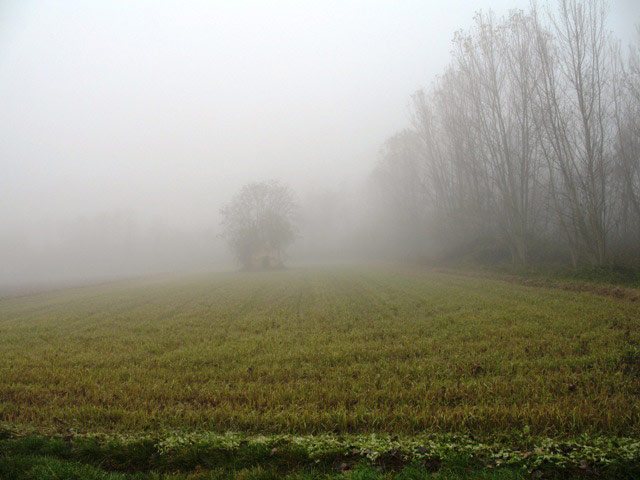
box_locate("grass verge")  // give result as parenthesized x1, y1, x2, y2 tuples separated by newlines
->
(1, 429, 639, 479)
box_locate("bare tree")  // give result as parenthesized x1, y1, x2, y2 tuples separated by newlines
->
(412, 76, 492, 247)
(450, 11, 542, 264)
(612, 28, 640, 252)
(370, 1, 637, 268)
(533, 0, 614, 266)
(372, 130, 431, 254)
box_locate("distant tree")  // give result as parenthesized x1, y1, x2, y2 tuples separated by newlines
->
(220, 181, 297, 269)
(372, 130, 430, 253)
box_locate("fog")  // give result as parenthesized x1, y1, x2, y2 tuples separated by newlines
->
(2, 1, 639, 289)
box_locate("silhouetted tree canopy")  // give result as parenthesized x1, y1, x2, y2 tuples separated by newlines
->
(220, 181, 297, 269)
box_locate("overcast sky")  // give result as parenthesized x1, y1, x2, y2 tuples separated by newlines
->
(2, 0, 639, 242)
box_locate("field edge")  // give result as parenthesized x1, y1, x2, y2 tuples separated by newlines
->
(2, 427, 639, 479)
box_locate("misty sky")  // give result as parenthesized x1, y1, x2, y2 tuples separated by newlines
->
(2, 0, 639, 246)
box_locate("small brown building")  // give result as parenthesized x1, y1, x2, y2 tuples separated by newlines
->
(250, 245, 282, 270)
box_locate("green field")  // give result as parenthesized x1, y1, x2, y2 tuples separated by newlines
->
(1, 266, 639, 478)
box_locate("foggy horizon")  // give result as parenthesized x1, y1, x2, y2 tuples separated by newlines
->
(2, 0, 640, 288)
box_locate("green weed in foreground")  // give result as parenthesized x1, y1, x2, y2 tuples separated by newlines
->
(0, 456, 532, 480)
(0, 267, 639, 436)
(1, 430, 639, 479)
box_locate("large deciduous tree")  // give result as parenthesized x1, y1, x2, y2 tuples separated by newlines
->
(220, 181, 297, 269)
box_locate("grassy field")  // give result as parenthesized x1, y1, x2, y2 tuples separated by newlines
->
(1, 266, 639, 478)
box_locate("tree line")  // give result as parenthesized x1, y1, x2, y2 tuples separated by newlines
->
(372, 0, 640, 267)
